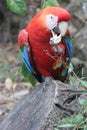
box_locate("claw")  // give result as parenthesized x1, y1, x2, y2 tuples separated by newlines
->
(42, 77, 52, 90)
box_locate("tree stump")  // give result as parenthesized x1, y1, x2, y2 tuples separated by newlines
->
(0, 80, 86, 130)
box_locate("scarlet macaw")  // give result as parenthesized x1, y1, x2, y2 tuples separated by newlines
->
(18, 6, 72, 85)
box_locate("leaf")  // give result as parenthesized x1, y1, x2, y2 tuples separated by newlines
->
(70, 75, 80, 87)
(53, 62, 62, 70)
(79, 79, 87, 87)
(76, 114, 84, 123)
(84, 125, 87, 130)
(61, 117, 70, 123)
(70, 70, 87, 88)
(71, 116, 77, 124)
(78, 98, 86, 105)
(58, 123, 75, 128)
(6, 0, 27, 15)
(21, 63, 36, 86)
(41, 0, 59, 8)
(54, 128, 59, 130)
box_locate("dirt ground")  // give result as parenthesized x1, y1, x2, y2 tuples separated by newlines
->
(0, 42, 32, 123)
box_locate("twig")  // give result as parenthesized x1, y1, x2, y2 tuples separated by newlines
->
(71, 18, 87, 39)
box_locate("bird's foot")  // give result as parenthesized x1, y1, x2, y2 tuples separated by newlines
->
(53, 84, 59, 105)
(42, 77, 52, 91)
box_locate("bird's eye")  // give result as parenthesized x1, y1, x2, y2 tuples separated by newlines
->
(46, 14, 58, 30)
(50, 16, 54, 19)
(50, 15, 55, 20)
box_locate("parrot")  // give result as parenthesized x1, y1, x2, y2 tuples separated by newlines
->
(18, 6, 72, 87)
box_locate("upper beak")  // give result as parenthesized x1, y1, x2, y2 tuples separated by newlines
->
(53, 24, 60, 35)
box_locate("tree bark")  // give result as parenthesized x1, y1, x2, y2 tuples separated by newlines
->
(0, 80, 86, 130)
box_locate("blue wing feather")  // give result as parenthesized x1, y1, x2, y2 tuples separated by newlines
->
(65, 36, 72, 59)
(22, 46, 33, 74)
(22, 46, 44, 82)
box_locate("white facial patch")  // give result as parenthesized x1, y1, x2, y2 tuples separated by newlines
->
(59, 22, 68, 36)
(46, 14, 58, 30)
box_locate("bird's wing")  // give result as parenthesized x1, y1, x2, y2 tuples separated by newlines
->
(22, 46, 33, 73)
(22, 46, 44, 83)
(65, 36, 72, 59)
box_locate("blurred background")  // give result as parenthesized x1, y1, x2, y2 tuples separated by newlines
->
(0, 0, 87, 123)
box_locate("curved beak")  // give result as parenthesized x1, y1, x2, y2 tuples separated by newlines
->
(53, 24, 60, 35)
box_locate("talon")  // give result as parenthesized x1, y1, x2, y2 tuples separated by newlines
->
(42, 77, 52, 90)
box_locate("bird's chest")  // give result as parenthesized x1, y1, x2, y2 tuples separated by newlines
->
(32, 42, 67, 71)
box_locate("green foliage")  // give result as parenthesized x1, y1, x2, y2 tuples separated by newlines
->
(58, 123, 75, 128)
(6, 0, 59, 15)
(59, 113, 87, 129)
(41, 0, 59, 8)
(53, 62, 62, 70)
(70, 74, 80, 87)
(6, 0, 27, 15)
(21, 62, 36, 86)
(54, 128, 59, 130)
(54, 98, 87, 130)
(49, 91, 87, 130)
(78, 98, 87, 114)
(70, 70, 87, 88)
(79, 79, 87, 88)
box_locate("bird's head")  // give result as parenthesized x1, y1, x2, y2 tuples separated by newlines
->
(18, 6, 71, 48)
(38, 6, 71, 44)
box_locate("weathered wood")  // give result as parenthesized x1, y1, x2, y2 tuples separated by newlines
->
(0, 80, 86, 130)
